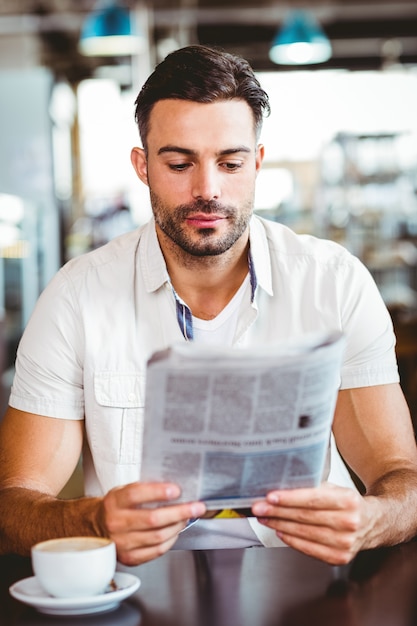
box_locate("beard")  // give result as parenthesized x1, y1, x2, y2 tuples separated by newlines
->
(149, 190, 254, 257)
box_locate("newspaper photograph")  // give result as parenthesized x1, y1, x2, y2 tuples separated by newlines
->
(140, 331, 346, 510)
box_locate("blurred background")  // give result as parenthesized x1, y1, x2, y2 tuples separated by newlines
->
(1, 0, 417, 423)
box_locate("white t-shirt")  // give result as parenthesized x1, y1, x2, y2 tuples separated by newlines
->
(192, 273, 250, 345)
(9, 215, 399, 548)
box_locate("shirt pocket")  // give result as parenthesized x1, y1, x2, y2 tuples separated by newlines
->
(91, 371, 146, 465)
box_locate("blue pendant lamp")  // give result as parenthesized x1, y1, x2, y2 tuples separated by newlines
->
(79, 1, 144, 56)
(269, 10, 332, 65)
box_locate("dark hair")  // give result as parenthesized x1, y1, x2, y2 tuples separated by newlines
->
(134, 45, 270, 150)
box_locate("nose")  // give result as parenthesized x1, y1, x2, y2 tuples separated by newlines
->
(191, 164, 220, 201)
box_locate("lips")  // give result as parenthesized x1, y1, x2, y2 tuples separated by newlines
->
(186, 213, 226, 228)
(186, 213, 227, 226)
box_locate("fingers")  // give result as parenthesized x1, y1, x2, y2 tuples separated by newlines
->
(252, 484, 361, 523)
(104, 481, 206, 532)
(99, 481, 206, 566)
(106, 481, 181, 511)
(266, 482, 360, 511)
(266, 532, 359, 566)
(110, 519, 188, 566)
(251, 484, 366, 565)
(253, 483, 360, 518)
(116, 532, 182, 566)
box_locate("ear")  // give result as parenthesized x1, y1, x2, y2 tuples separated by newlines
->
(255, 144, 265, 174)
(130, 147, 149, 186)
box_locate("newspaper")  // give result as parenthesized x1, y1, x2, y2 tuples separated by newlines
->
(140, 331, 345, 510)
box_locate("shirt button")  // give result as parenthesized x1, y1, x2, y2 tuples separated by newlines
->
(128, 393, 136, 402)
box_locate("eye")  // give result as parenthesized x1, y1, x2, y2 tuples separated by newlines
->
(221, 161, 243, 171)
(168, 163, 192, 171)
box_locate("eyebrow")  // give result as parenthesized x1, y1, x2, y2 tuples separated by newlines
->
(157, 145, 252, 156)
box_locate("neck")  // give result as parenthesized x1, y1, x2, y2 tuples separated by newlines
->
(158, 229, 250, 321)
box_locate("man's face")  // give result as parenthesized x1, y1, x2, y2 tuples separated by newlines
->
(131, 98, 264, 257)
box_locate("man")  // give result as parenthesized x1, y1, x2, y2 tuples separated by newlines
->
(1, 45, 417, 567)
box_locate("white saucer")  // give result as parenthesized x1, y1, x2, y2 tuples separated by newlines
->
(9, 571, 141, 616)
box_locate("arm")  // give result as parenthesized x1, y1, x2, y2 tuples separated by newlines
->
(0, 407, 206, 564)
(252, 383, 417, 564)
(333, 382, 417, 546)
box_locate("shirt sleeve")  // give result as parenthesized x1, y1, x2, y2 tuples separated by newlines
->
(338, 255, 399, 389)
(9, 268, 85, 419)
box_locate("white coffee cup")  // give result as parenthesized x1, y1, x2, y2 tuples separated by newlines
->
(31, 536, 116, 598)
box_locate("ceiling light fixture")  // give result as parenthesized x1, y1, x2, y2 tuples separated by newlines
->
(269, 10, 332, 65)
(79, 0, 144, 57)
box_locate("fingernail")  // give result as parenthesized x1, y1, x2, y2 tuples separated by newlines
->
(165, 485, 181, 499)
(252, 502, 268, 516)
(267, 493, 280, 504)
(191, 502, 206, 517)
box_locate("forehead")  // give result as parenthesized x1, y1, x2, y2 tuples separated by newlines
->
(147, 98, 257, 148)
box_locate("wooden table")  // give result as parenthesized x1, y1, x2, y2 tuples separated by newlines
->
(2, 541, 417, 625)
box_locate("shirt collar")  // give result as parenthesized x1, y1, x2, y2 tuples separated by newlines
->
(139, 214, 273, 298)
(139, 217, 170, 293)
(247, 215, 274, 297)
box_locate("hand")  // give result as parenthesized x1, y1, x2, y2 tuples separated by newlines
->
(252, 482, 373, 565)
(97, 482, 206, 566)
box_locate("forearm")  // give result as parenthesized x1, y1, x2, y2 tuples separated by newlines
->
(362, 467, 417, 549)
(0, 487, 105, 556)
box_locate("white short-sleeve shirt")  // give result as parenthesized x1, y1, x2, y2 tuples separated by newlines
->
(9, 215, 399, 547)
